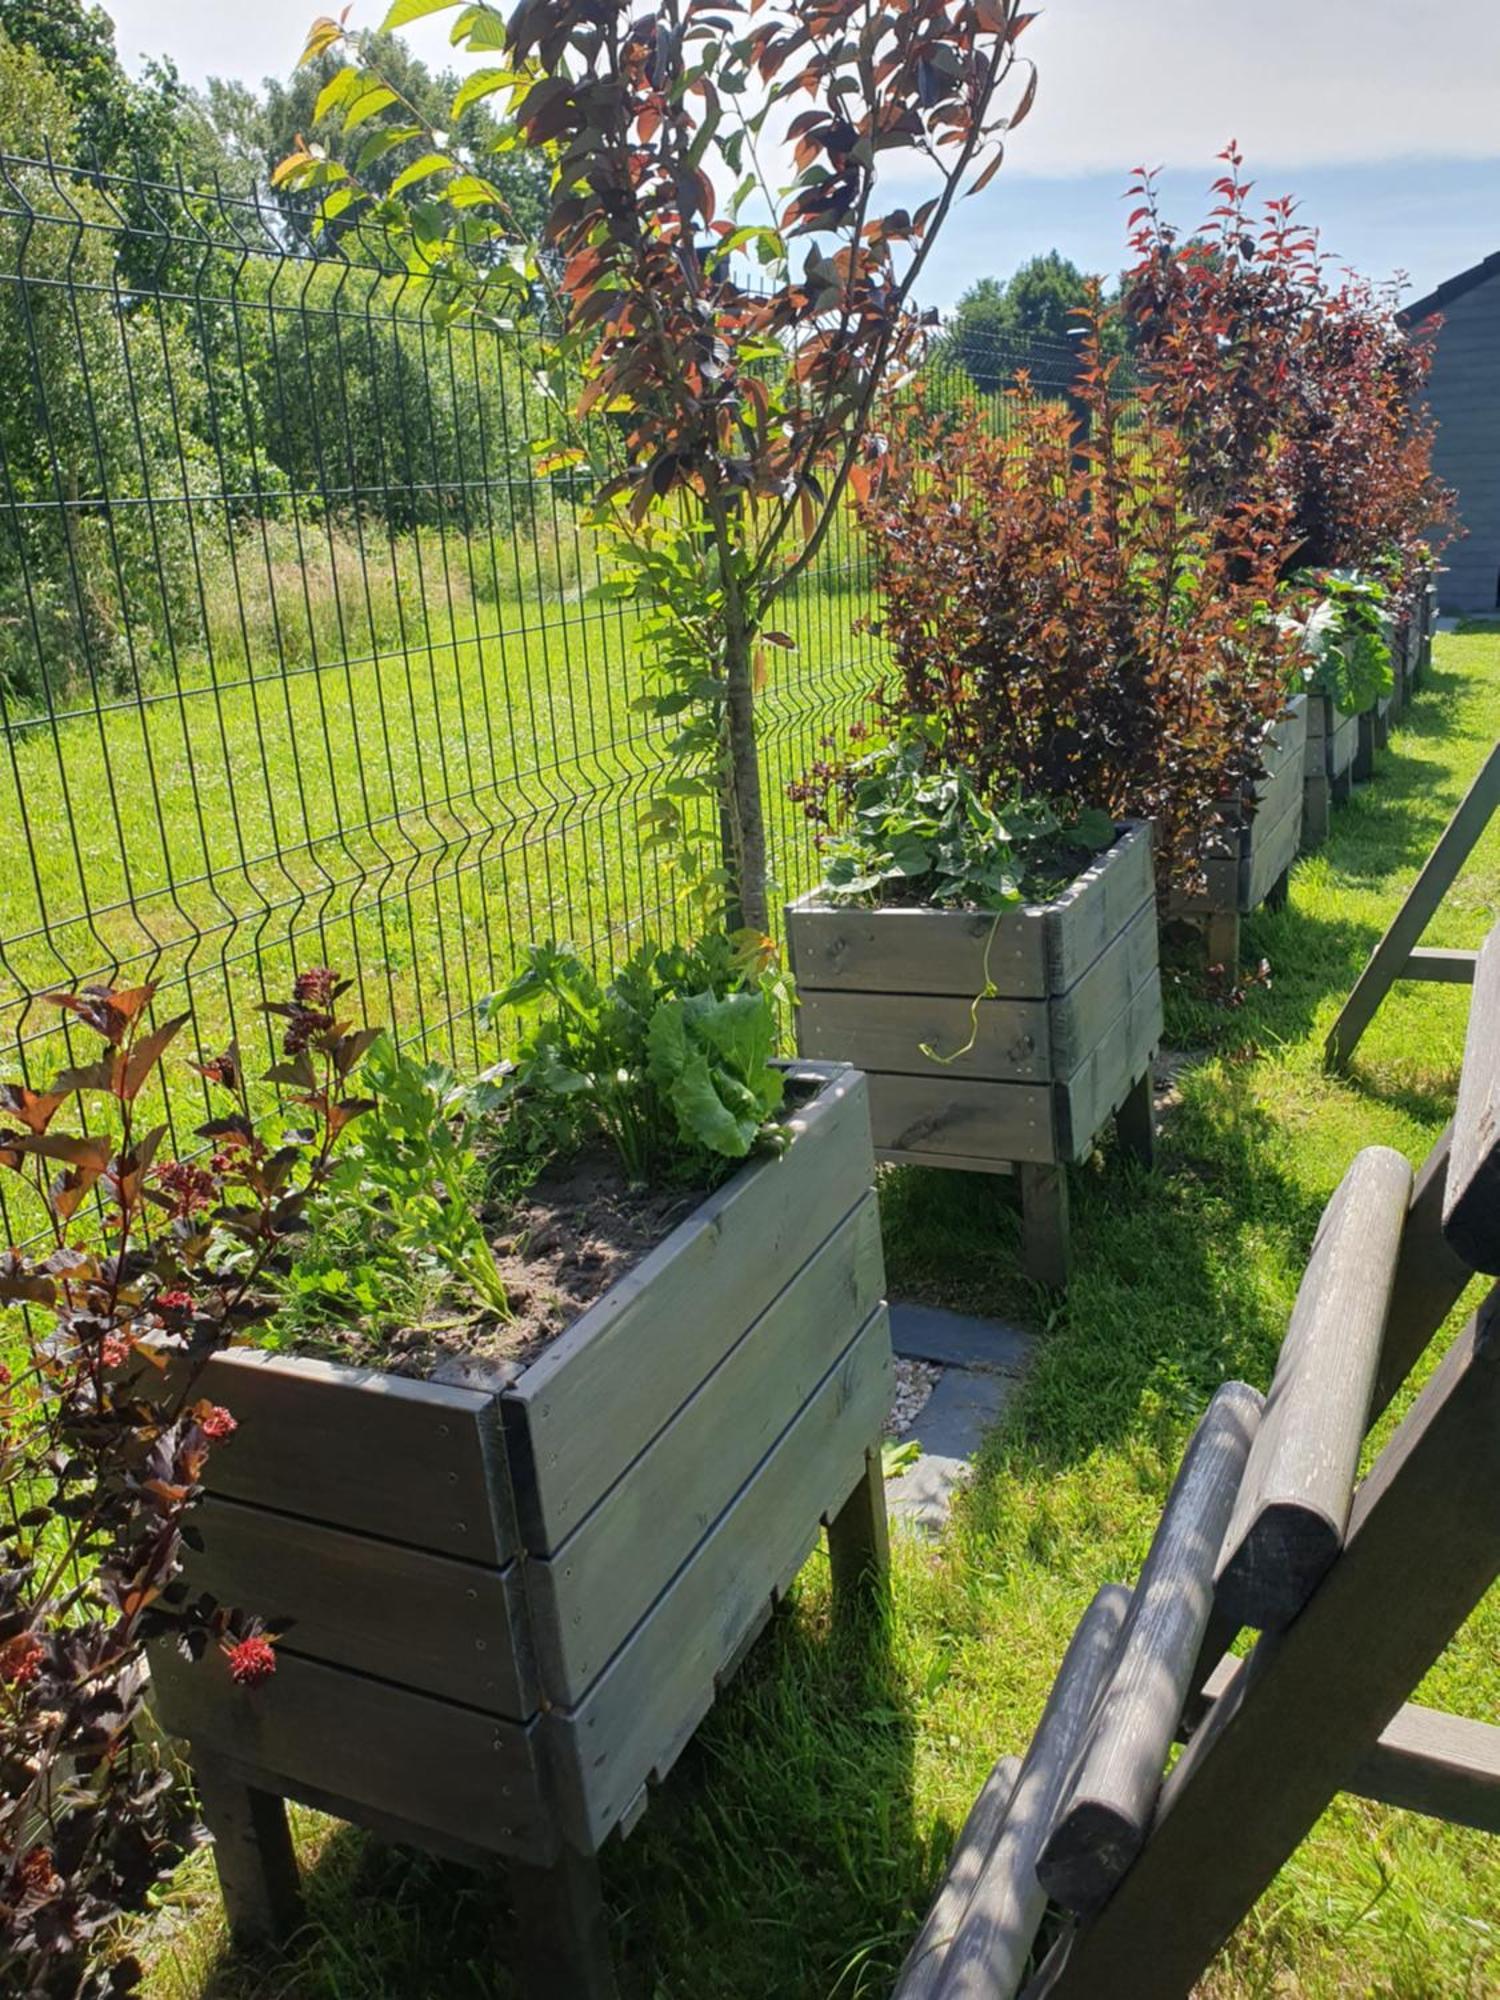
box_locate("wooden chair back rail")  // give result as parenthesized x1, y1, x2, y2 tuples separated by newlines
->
(1324, 739, 1500, 1074)
(901, 911, 1500, 1998)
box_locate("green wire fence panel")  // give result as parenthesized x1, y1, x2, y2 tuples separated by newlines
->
(0, 143, 1083, 1239)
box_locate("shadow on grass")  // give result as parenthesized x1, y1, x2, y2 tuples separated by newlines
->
(178, 1595, 919, 2000)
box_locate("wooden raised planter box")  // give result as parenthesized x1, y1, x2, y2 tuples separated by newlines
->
(148, 1063, 892, 1999)
(785, 822, 1162, 1291)
(1169, 695, 1307, 974)
(1303, 686, 1359, 846)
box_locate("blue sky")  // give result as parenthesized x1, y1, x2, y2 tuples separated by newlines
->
(105, 0, 1500, 311)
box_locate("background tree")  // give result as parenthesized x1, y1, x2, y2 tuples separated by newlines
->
(285, 0, 1042, 936)
(946, 251, 1122, 394)
(210, 32, 549, 250)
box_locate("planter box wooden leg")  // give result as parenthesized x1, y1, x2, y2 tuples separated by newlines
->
(1264, 864, 1292, 914)
(1115, 1068, 1156, 1170)
(1355, 712, 1376, 783)
(1331, 764, 1354, 806)
(1303, 775, 1330, 849)
(827, 1447, 891, 1616)
(194, 1756, 304, 1949)
(509, 1848, 618, 2000)
(1020, 1162, 1071, 1290)
(1206, 910, 1240, 977)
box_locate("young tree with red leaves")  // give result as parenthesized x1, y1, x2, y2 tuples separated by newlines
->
(280, 0, 1040, 935)
(839, 298, 1303, 896)
(1123, 144, 1453, 589)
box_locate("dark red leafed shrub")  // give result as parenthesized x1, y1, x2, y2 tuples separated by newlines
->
(845, 300, 1301, 896)
(1124, 145, 1456, 585)
(0, 974, 375, 1998)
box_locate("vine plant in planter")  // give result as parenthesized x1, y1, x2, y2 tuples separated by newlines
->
(788, 307, 1300, 1281)
(280, 0, 1041, 933)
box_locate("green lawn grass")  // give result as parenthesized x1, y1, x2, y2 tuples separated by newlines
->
(0, 548, 877, 1169)
(135, 631, 1498, 1999)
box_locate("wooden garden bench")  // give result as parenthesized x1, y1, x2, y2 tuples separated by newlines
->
(895, 916, 1500, 2000)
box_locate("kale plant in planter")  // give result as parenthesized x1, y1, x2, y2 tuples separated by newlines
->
(145, 943, 892, 2000)
(1282, 570, 1393, 843)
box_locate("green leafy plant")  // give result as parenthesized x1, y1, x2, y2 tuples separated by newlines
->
(799, 719, 1116, 911)
(479, 938, 787, 1185)
(1281, 568, 1394, 715)
(298, 1038, 510, 1327)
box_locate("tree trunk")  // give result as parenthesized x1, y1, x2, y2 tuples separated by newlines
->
(721, 610, 770, 936)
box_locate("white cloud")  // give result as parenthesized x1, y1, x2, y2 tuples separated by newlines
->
(105, 0, 1500, 177)
(1005, 0, 1500, 175)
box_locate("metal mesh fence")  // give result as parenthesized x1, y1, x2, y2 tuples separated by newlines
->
(0, 148, 1080, 1210)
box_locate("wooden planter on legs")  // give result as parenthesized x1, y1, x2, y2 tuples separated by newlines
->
(1303, 690, 1358, 846)
(148, 1063, 892, 1999)
(786, 822, 1162, 1292)
(1170, 696, 1308, 975)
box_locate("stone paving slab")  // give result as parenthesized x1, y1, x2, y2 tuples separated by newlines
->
(889, 1302, 1034, 1376)
(885, 1301, 1038, 1534)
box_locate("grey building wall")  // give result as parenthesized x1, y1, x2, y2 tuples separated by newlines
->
(1417, 268, 1500, 614)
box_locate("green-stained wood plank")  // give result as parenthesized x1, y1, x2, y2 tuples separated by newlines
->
(502, 1064, 877, 1552)
(188, 1496, 537, 1717)
(526, 1192, 886, 1702)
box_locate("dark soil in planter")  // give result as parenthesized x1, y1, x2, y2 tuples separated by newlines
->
(311, 1151, 709, 1381)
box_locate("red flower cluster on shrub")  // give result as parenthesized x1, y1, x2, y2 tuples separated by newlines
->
(223, 1633, 277, 1687)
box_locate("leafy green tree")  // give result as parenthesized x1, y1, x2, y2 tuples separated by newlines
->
(0, 0, 190, 172)
(0, 31, 209, 703)
(215, 33, 548, 251)
(947, 253, 1124, 395)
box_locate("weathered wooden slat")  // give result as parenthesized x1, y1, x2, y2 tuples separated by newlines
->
(1194, 1658, 1500, 1835)
(526, 1192, 885, 1701)
(1055, 972, 1163, 1163)
(864, 1072, 1056, 1166)
(1307, 694, 1359, 780)
(1402, 946, 1478, 982)
(877, 1145, 1015, 1177)
(891, 1756, 1022, 2000)
(1048, 898, 1158, 1075)
(151, 1642, 554, 1858)
(795, 987, 1051, 1083)
(189, 1348, 515, 1564)
(1240, 789, 1304, 912)
(1375, 1124, 1474, 1421)
(1216, 1146, 1412, 1631)
(188, 1496, 536, 1718)
(543, 1308, 892, 1849)
(1037, 1383, 1263, 1913)
(503, 1064, 875, 1552)
(1042, 823, 1154, 994)
(1324, 742, 1500, 1072)
(929, 1584, 1132, 2000)
(1442, 921, 1500, 1274)
(1024, 1284, 1500, 2000)
(786, 900, 1049, 999)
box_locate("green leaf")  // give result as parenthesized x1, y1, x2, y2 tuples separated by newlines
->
(342, 83, 400, 134)
(313, 65, 359, 123)
(381, 0, 460, 26)
(390, 152, 453, 196)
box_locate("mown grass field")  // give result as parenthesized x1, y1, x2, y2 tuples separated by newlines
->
(132, 631, 1499, 1997)
(0, 540, 877, 1200)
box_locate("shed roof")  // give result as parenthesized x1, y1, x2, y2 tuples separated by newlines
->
(1400, 249, 1500, 327)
